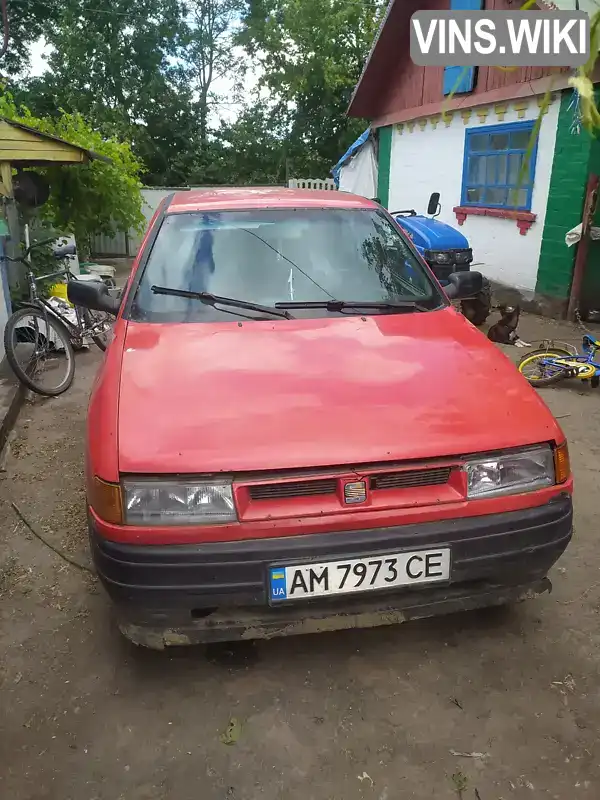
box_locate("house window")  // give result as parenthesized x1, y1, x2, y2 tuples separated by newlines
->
(460, 120, 539, 211)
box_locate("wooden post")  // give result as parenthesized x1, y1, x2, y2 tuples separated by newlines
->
(285, 157, 291, 187)
(567, 173, 599, 321)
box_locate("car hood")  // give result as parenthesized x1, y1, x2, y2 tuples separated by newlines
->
(118, 310, 563, 474)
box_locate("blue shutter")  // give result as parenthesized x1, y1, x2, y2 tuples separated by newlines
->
(442, 0, 484, 96)
(443, 65, 474, 95)
(452, 0, 484, 8)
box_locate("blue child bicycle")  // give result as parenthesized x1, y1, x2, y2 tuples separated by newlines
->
(518, 336, 600, 388)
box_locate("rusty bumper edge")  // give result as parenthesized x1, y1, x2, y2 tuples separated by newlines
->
(118, 578, 552, 650)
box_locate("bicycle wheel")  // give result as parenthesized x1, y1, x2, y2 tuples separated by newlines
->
(81, 308, 112, 352)
(573, 362, 598, 379)
(3, 307, 75, 396)
(518, 348, 578, 387)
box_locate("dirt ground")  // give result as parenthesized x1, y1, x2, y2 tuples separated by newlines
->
(2, 312, 600, 800)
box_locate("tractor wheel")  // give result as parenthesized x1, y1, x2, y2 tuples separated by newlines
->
(460, 278, 492, 327)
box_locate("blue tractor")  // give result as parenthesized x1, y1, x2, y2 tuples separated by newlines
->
(392, 192, 492, 327)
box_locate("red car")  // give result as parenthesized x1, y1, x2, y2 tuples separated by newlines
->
(70, 188, 573, 649)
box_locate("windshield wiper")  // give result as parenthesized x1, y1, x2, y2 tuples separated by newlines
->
(151, 286, 295, 319)
(275, 299, 428, 313)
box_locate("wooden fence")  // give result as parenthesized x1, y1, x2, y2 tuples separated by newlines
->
(288, 178, 337, 191)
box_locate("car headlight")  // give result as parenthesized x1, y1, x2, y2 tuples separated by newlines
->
(425, 250, 452, 265)
(122, 480, 237, 525)
(465, 445, 555, 499)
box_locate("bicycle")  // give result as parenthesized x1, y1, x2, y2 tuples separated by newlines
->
(3, 237, 113, 396)
(518, 336, 600, 388)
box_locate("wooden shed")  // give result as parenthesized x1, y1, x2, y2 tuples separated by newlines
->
(0, 116, 109, 195)
(0, 117, 110, 361)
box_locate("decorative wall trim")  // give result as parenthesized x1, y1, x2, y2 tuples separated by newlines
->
(453, 205, 537, 235)
(536, 95, 550, 115)
(388, 98, 556, 134)
(392, 98, 555, 133)
(494, 103, 508, 121)
(513, 100, 529, 119)
(382, 95, 557, 131)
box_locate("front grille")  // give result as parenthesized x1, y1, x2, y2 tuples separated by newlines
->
(249, 478, 337, 500)
(370, 467, 451, 491)
(247, 466, 452, 500)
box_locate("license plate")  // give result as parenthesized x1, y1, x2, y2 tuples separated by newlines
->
(269, 548, 451, 603)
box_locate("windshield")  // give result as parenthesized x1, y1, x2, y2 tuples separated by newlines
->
(129, 207, 445, 322)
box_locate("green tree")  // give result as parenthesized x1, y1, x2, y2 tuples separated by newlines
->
(183, 0, 245, 145)
(238, 0, 386, 177)
(0, 0, 60, 75)
(16, 0, 254, 186)
(16, 0, 201, 186)
(217, 102, 287, 184)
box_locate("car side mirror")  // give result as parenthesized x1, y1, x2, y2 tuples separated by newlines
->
(67, 279, 121, 316)
(444, 271, 483, 300)
(427, 192, 441, 216)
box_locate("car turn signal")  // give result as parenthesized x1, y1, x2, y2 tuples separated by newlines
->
(554, 442, 570, 484)
(89, 476, 123, 524)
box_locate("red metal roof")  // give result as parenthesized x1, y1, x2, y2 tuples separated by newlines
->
(168, 187, 377, 213)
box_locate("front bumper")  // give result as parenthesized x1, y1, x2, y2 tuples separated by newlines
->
(90, 494, 572, 648)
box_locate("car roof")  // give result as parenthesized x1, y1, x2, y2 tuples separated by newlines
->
(167, 187, 378, 214)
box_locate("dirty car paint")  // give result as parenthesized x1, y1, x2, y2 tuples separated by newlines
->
(116, 307, 564, 475)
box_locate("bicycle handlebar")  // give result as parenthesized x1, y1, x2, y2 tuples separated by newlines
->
(24, 236, 58, 256)
(5, 241, 77, 268)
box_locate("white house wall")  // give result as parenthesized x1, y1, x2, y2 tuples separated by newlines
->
(387, 97, 560, 294)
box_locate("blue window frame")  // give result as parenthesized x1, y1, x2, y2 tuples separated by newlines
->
(442, 0, 483, 96)
(460, 120, 539, 211)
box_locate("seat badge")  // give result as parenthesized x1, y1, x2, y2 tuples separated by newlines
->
(344, 480, 367, 504)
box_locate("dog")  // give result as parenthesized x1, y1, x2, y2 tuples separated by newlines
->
(487, 304, 530, 347)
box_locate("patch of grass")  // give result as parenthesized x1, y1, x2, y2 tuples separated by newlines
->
(451, 770, 468, 798)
